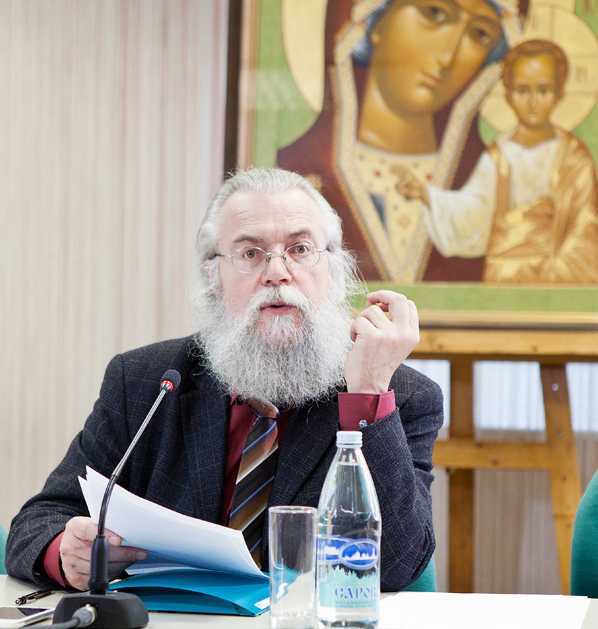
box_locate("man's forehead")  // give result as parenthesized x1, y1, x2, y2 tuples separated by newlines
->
(219, 188, 326, 242)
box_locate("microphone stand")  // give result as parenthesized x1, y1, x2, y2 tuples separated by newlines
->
(53, 370, 181, 629)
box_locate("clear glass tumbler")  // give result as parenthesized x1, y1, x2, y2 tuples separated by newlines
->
(268, 505, 317, 629)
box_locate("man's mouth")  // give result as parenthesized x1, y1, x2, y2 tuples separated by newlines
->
(260, 301, 297, 314)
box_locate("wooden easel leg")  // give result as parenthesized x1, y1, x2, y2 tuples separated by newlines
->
(449, 359, 474, 592)
(540, 364, 582, 595)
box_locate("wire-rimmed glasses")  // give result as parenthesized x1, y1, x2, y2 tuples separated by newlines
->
(214, 242, 328, 274)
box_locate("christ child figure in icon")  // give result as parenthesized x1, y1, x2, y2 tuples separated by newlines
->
(395, 38, 598, 283)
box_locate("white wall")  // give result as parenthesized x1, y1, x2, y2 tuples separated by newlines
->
(1, 0, 228, 528)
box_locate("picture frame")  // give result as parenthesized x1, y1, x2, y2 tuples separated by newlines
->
(224, 0, 598, 330)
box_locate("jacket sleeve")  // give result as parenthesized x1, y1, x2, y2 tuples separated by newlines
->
(361, 372, 443, 591)
(6, 355, 130, 586)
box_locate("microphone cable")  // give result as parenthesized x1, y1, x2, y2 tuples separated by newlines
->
(35, 604, 97, 628)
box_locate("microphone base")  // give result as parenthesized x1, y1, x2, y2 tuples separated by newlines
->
(53, 591, 149, 628)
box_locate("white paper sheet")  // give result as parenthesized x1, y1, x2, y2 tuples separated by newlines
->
(78, 466, 263, 578)
(379, 592, 590, 629)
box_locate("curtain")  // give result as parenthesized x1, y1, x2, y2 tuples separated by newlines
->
(1, 0, 228, 529)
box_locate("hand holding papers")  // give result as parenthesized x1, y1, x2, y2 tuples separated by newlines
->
(78, 467, 269, 616)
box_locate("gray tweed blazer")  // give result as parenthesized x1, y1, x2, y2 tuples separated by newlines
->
(6, 336, 443, 591)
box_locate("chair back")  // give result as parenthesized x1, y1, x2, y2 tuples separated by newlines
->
(571, 470, 598, 596)
(0, 525, 6, 574)
(402, 557, 437, 592)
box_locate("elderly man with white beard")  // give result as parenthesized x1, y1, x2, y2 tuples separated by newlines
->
(7, 168, 443, 594)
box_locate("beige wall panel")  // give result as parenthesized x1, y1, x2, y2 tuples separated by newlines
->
(1, 0, 227, 528)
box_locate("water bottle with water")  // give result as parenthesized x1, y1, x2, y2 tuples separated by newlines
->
(317, 430, 381, 628)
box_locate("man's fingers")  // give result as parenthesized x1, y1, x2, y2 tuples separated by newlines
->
(61, 550, 91, 591)
(407, 299, 419, 331)
(345, 291, 420, 394)
(61, 532, 90, 554)
(104, 528, 124, 547)
(350, 315, 377, 341)
(62, 543, 94, 563)
(61, 541, 143, 565)
(366, 291, 409, 322)
(108, 545, 147, 563)
(69, 573, 91, 591)
(359, 304, 392, 330)
(60, 544, 145, 592)
(367, 289, 401, 306)
(62, 555, 91, 577)
(391, 296, 413, 329)
(66, 518, 123, 547)
(66, 517, 98, 543)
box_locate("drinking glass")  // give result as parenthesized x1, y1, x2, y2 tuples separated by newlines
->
(268, 506, 317, 629)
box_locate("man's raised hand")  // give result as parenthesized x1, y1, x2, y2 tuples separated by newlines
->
(344, 290, 420, 394)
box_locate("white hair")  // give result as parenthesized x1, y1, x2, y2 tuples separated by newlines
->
(195, 167, 361, 304)
(192, 284, 353, 407)
(190, 168, 363, 406)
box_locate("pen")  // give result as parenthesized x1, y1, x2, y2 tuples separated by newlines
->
(15, 587, 55, 605)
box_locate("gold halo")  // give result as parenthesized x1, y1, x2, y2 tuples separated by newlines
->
(480, 4, 598, 132)
(281, 0, 327, 113)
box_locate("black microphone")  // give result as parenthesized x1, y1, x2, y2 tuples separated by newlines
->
(52, 369, 182, 629)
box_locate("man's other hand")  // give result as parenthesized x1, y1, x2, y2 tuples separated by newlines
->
(345, 290, 420, 394)
(60, 516, 147, 591)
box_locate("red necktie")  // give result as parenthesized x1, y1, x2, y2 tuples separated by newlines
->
(228, 399, 279, 566)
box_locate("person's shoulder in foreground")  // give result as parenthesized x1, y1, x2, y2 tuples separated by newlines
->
(7, 167, 443, 593)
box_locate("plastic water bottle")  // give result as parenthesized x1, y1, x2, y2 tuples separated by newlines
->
(316, 430, 381, 628)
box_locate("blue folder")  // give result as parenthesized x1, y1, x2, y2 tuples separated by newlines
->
(108, 568, 270, 616)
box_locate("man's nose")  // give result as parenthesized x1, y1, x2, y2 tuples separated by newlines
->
(260, 254, 292, 285)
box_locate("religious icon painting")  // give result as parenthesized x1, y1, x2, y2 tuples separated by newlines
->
(226, 0, 598, 328)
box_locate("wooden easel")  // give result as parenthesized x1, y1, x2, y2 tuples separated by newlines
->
(413, 327, 596, 594)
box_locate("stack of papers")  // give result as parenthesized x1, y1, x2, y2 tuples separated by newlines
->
(79, 467, 269, 616)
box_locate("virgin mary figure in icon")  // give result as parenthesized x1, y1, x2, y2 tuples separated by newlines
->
(395, 39, 598, 283)
(277, 0, 527, 281)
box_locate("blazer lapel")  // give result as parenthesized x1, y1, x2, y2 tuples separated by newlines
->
(178, 370, 229, 524)
(270, 397, 339, 506)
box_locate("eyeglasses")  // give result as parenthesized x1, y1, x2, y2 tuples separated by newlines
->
(214, 242, 328, 274)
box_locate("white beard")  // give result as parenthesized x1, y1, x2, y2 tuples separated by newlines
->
(192, 284, 352, 408)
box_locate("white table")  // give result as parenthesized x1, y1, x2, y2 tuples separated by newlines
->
(2, 576, 597, 628)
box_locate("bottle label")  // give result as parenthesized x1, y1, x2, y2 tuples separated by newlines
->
(317, 536, 379, 609)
